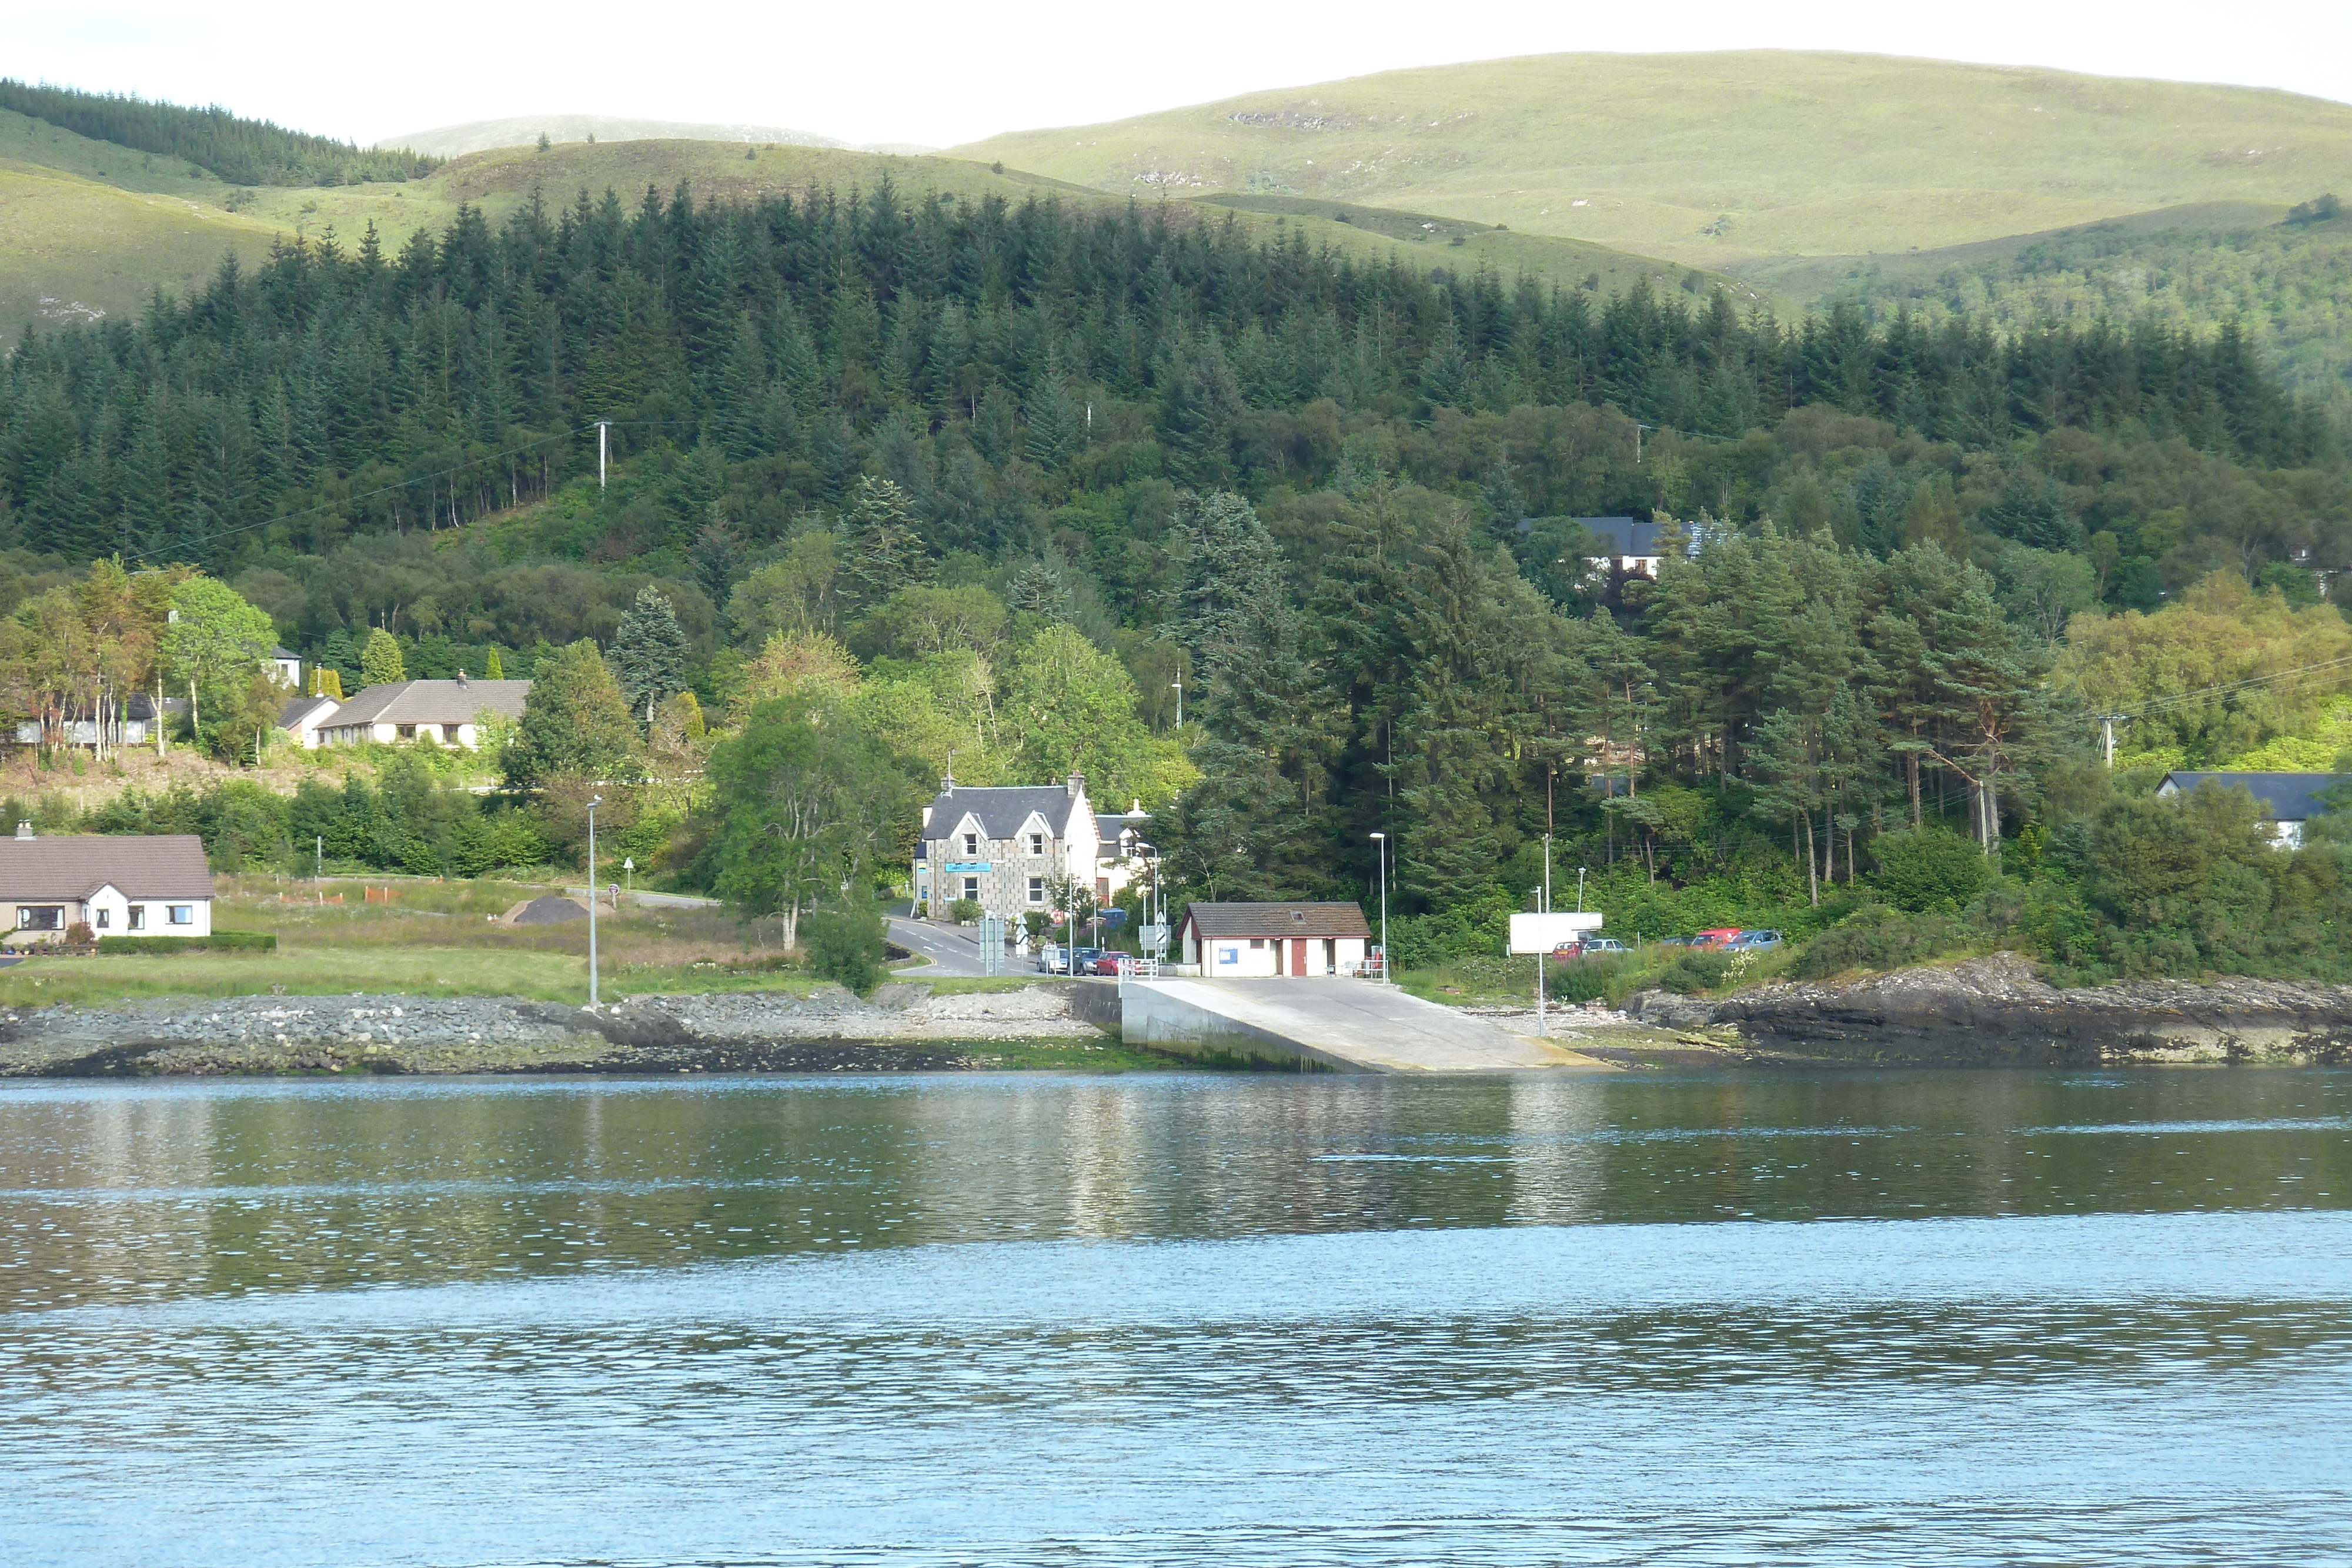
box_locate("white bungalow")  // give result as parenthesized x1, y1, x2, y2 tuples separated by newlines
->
(2157, 771, 2347, 849)
(316, 675, 530, 748)
(278, 693, 341, 749)
(0, 825, 213, 943)
(1179, 901, 1372, 978)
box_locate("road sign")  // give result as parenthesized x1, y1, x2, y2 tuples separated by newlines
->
(1508, 911, 1603, 954)
(1140, 923, 1168, 955)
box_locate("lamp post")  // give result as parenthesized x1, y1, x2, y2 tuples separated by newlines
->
(1170, 679, 1182, 729)
(1369, 831, 1389, 982)
(586, 795, 603, 1008)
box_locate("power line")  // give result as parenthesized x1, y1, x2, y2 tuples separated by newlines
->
(2113, 653, 2352, 720)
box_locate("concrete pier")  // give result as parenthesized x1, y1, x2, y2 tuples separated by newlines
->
(1120, 977, 1612, 1073)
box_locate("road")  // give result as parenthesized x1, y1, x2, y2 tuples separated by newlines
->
(886, 917, 1011, 978)
(564, 887, 721, 910)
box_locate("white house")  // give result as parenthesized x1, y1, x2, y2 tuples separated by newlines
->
(1094, 804, 1152, 903)
(916, 773, 1100, 922)
(1179, 901, 1372, 978)
(271, 646, 303, 688)
(14, 692, 162, 748)
(0, 825, 213, 943)
(278, 693, 341, 749)
(315, 675, 530, 748)
(2157, 771, 2347, 849)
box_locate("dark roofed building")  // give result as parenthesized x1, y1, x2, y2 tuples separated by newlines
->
(0, 827, 213, 943)
(916, 773, 1101, 922)
(279, 693, 340, 749)
(318, 677, 530, 750)
(2157, 771, 2347, 848)
(1178, 901, 1372, 978)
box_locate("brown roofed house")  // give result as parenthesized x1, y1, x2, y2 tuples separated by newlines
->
(1178, 901, 1372, 978)
(0, 825, 213, 944)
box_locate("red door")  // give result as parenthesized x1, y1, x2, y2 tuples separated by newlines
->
(1290, 938, 1308, 977)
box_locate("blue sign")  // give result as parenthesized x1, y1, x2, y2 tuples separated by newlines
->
(944, 861, 991, 874)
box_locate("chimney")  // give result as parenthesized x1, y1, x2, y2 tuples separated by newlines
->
(457, 669, 469, 687)
(14, 821, 30, 840)
(941, 773, 954, 795)
(1066, 771, 1085, 800)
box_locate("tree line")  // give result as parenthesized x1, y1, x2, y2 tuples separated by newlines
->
(0, 79, 438, 186)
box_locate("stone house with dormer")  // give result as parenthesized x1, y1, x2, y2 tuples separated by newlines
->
(916, 773, 1100, 922)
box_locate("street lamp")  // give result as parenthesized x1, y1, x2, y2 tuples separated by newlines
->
(1369, 831, 1389, 982)
(586, 795, 603, 1008)
(1170, 678, 1182, 728)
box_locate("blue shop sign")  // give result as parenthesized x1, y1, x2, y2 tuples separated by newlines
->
(945, 861, 991, 873)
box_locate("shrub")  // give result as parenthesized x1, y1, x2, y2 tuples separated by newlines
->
(801, 905, 887, 996)
(1653, 950, 1734, 994)
(949, 897, 983, 924)
(1788, 907, 1971, 981)
(64, 922, 92, 945)
(96, 930, 278, 954)
(1867, 828, 1989, 912)
(1548, 956, 1616, 1003)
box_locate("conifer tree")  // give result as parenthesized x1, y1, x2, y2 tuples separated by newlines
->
(504, 640, 638, 789)
(360, 627, 405, 687)
(608, 586, 692, 722)
(485, 646, 505, 680)
(837, 477, 932, 616)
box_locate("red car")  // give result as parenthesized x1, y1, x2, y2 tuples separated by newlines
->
(1694, 928, 1743, 950)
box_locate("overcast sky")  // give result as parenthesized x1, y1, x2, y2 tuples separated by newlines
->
(5, 1, 2349, 151)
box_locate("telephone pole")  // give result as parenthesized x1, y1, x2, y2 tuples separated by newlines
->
(596, 420, 611, 490)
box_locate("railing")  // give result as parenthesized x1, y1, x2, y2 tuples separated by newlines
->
(1114, 954, 1161, 995)
(1355, 951, 1389, 982)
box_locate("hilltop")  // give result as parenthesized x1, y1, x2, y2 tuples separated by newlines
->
(952, 50, 2352, 268)
(381, 115, 850, 158)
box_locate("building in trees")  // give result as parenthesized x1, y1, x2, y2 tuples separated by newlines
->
(2156, 771, 2349, 850)
(315, 675, 530, 748)
(916, 773, 1101, 923)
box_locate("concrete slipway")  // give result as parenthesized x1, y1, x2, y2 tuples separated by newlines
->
(1118, 977, 1615, 1073)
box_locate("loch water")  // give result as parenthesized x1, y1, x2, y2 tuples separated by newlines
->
(2, 1067, 2348, 1567)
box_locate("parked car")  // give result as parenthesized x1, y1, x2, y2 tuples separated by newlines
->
(1726, 930, 1783, 951)
(1554, 938, 1628, 959)
(1083, 950, 1130, 976)
(1035, 944, 1070, 974)
(1694, 928, 1744, 950)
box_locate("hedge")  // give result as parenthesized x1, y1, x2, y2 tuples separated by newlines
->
(96, 931, 277, 955)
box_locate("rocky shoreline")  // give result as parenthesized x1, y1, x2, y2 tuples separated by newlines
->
(1626, 953, 2352, 1066)
(0, 982, 1121, 1077)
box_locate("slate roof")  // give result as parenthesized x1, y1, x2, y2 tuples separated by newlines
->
(279, 694, 339, 730)
(1576, 516, 1674, 557)
(2159, 772, 2348, 821)
(0, 834, 213, 901)
(325, 678, 531, 728)
(1181, 901, 1371, 940)
(921, 783, 1090, 844)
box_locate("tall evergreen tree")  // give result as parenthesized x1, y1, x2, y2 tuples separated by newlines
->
(607, 586, 691, 722)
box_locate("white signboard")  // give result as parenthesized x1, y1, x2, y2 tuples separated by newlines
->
(1508, 911, 1604, 954)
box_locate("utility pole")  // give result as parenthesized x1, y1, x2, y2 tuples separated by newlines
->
(1542, 832, 1553, 915)
(2101, 714, 2123, 768)
(315, 835, 323, 885)
(1532, 886, 1546, 1036)
(596, 420, 611, 491)
(1576, 866, 1587, 914)
(1369, 831, 1389, 982)
(1170, 679, 1182, 729)
(586, 795, 602, 1008)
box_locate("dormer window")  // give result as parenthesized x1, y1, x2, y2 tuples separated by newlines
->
(1291, 909, 1307, 923)
(963, 833, 978, 855)
(1028, 833, 1044, 855)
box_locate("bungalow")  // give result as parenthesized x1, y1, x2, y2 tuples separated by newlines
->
(316, 674, 531, 748)
(916, 773, 1100, 922)
(14, 692, 163, 748)
(0, 825, 213, 943)
(2157, 771, 2347, 849)
(1179, 901, 1372, 978)
(278, 693, 340, 749)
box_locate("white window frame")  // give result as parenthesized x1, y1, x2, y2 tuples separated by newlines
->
(127, 905, 145, 931)
(1028, 877, 1044, 904)
(93, 908, 109, 930)
(963, 832, 979, 855)
(1028, 833, 1044, 855)
(168, 905, 194, 925)
(961, 877, 980, 901)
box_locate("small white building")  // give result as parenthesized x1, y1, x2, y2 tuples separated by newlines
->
(271, 646, 303, 689)
(2157, 771, 2347, 849)
(1179, 901, 1372, 978)
(0, 826, 213, 943)
(916, 773, 1100, 922)
(1094, 804, 1152, 903)
(316, 676, 530, 748)
(278, 693, 341, 749)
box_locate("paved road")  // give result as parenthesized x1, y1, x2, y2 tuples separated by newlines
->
(887, 917, 1006, 978)
(565, 887, 721, 910)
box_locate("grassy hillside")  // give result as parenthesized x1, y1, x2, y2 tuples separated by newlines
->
(0, 158, 276, 338)
(383, 115, 846, 159)
(1773, 203, 2352, 402)
(953, 51, 2352, 267)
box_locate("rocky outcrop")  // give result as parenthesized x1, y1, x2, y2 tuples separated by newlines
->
(1625, 953, 2352, 1065)
(0, 981, 1112, 1076)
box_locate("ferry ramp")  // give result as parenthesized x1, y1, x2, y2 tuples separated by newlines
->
(1122, 977, 1612, 1074)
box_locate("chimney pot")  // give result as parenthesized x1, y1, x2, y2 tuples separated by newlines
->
(1067, 771, 1085, 799)
(14, 821, 30, 840)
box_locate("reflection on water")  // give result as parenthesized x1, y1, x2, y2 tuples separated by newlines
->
(1, 1069, 2348, 1566)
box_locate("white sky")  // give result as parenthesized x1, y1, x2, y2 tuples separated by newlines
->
(3, 0, 2348, 151)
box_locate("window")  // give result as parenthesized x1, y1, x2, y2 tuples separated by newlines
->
(1028, 833, 1044, 855)
(93, 909, 109, 930)
(961, 877, 980, 901)
(128, 905, 145, 931)
(396, 724, 417, 740)
(168, 905, 194, 925)
(1248, 937, 1266, 950)
(1028, 877, 1044, 904)
(963, 833, 978, 855)
(16, 907, 60, 931)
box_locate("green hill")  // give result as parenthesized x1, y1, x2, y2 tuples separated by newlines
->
(952, 51, 2352, 268)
